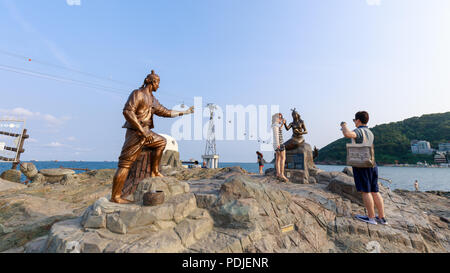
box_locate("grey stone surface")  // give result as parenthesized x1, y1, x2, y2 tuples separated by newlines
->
(0, 178, 26, 192)
(133, 177, 190, 204)
(161, 150, 182, 168)
(326, 174, 363, 205)
(20, 163, 39, 179)
(106, 213, 127, 234)
(29, 173, 46, 187)
(24, 236, 48, 253)
(342, 166, 354, 177)
(60, 174, 77, 186)
(0, 169, 21, 183)
(40, 169, 75, 183)
(30, 169, 450, 253)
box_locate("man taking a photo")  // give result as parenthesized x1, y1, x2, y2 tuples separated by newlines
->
(341, 111, 388, 225)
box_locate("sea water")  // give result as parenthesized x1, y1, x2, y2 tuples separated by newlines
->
(1, 162, 448, 192)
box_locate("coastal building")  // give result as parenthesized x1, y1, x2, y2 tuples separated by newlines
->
(434, 152, 448, 164)
(438, 142, 450, 152)
(411, 140, 434, 154)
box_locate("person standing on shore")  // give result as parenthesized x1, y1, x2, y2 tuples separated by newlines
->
(256, 151, 265, 175)
(272, 113, 288, 182)
(341, 111, 387, 225)
(414, 180, 419, 191)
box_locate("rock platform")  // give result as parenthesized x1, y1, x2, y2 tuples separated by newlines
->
(40, 177, 214, 253)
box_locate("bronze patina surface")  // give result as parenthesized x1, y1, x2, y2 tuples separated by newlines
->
(283, 109, 308, 151)
(111, 70, 194, 204)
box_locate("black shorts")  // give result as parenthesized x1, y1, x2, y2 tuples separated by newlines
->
(275, 145, 286, 152)
(353, 166, 379, 193)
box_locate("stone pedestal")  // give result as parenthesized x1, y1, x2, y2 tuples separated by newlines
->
(43, 177, 214, 253)
(39, 169, 75, 184)
(284, 143, 316, 184)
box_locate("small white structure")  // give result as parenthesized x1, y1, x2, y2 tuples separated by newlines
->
(160, 134, 179, 153)
(202, 154, 219, 169)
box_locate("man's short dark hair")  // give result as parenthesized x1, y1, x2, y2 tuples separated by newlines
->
(355, 111, 369, 124)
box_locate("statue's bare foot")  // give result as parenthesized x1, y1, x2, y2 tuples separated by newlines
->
(110, 197, 134, 204)
(151, 172, 164, 178)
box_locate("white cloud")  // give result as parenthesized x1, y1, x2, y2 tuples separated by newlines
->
(0, 107, 71, 127)
(67, 136, 76, 141)
(44, 142, 65, 148)
(366, 0, 381, 6)
(27, 138, 38, 143)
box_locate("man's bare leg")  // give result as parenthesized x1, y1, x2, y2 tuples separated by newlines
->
(371, 192, 386, 219)
(361, 192, 376, 218)
(150, 146, 165, 177)
(111, 167, 134, 204)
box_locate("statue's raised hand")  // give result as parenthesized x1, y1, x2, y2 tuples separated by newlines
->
(186, 106, 195, 114)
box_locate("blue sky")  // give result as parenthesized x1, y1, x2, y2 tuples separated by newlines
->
(1, 0, 449, 162)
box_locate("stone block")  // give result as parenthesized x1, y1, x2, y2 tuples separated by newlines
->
(84, 213, 106, 229)
(81, 232, 109, 253)
(106, 213, 127, 234)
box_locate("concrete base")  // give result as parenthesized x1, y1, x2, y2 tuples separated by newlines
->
(202, 154, 219, 169)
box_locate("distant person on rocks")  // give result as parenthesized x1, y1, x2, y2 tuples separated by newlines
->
(256, 151, 265, 175)
(272, 113, 288, 182)
(341, 111, 387, 225)
(414, 180, 419, 191)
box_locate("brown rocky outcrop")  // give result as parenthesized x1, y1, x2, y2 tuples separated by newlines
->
(0, 166, 448, 253)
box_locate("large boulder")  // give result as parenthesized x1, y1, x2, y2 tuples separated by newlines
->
(20, 163, 39, 180)
(0, 169, 21, 183)
(161, 150, 182, 168)
(326, 174, 363, 205)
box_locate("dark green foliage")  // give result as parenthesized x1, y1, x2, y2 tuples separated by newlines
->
(316, 112, 450, 164)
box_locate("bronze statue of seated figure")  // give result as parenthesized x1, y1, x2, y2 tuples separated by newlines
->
(283, 108, 308, 151)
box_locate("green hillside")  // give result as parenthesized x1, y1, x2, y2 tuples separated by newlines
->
(316, 112, 450, 165)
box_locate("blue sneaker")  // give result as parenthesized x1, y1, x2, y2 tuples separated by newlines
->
(355, 215, 378, 225)
(376, 217, 389, 225)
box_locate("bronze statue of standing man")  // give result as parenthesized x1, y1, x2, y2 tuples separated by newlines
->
(111, 70, 194, 204)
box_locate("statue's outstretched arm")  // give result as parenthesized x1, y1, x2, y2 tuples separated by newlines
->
(284, 122, 292, 131)
(153, 96, 194, 118)
(170, 106, 195, 117)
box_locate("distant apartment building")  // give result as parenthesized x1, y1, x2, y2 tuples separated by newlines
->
(438, 143, 450, 152)
(411, 140, 434, 154)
